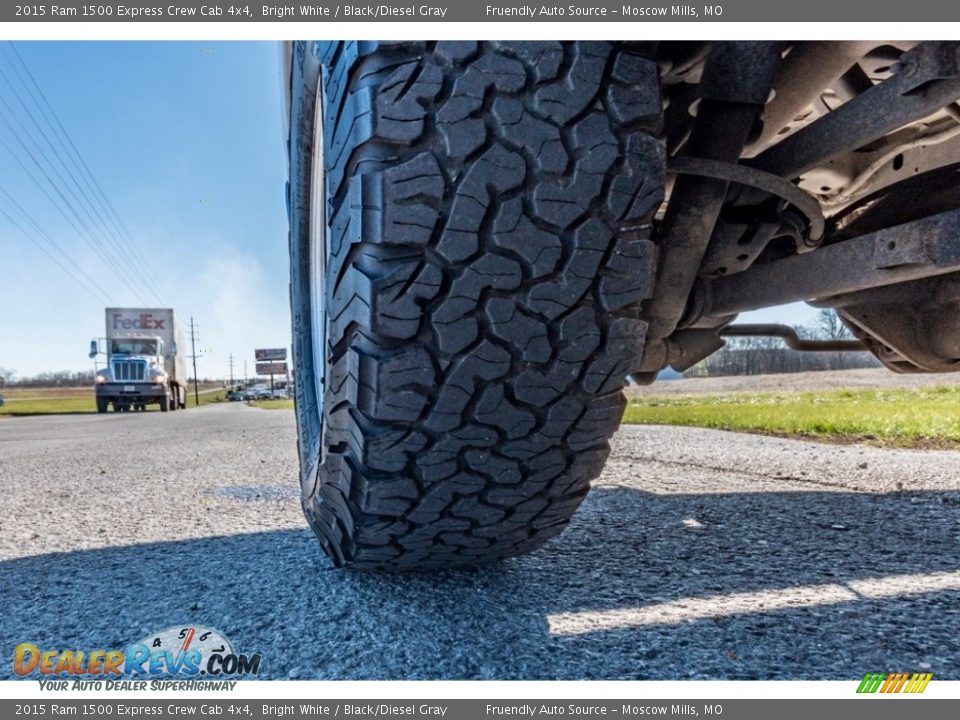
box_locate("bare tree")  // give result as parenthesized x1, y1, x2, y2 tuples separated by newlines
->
(688, 319, 878, 377)
(0, 367, 15, 386)
(816, 309, 852, 340)
(8, 370, 95, 387)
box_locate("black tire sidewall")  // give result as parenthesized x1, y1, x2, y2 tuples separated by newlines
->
(287, 42, 325, 501)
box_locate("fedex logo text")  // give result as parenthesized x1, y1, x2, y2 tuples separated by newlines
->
(112, 314, 165, 331)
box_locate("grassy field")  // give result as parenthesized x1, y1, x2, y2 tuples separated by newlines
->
(624, 385, 960, 448)
(2, 387, 90, 399)
(186, 390, 228, 409)
(9, 380, 960, 449)
(0, 386, 226, 416)
(0, 396, 95, 415)
(248, 398, 294, 410)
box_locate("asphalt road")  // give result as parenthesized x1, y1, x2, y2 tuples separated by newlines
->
(1, 403, 958, 680)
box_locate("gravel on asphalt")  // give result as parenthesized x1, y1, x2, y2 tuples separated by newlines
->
(1, 403, 957, 680)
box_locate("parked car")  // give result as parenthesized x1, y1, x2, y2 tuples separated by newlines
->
(226, 390, 243, 401)
(246, 387, 272, 400)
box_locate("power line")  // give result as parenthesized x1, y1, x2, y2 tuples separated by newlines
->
(0, 181, 113, 304)
(0, 94, 166, 308)
(0, 42, 169, 304)
(0, 89, 141, 284)
(0, 62, 162, 306)
(1, 42, 171, 306)
(0, 121, 151, 306)
(0, 203, 110, 305)
(0, 116, 151, 306)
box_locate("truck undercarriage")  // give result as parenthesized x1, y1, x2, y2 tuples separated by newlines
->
(637, 41, 960, 377)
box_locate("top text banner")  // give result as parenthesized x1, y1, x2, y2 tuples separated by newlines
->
(3, 1, 960, 22)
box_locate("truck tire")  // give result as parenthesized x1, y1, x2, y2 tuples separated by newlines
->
(288, 41, 664, 570)
(159, 394, 169, 413)
(96, 397, 108, 414)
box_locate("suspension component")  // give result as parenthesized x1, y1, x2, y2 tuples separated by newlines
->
(720, 324, 865, 352)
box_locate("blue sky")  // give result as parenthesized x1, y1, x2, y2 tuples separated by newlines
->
(0, 40, 816, 378)
(0, 41, 289, 378)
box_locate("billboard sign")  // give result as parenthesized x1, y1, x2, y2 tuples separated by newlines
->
(255, 348, 287, 361)
(256, 361, 288, 376)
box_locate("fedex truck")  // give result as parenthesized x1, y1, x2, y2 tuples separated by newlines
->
(90, 308, 187, 413)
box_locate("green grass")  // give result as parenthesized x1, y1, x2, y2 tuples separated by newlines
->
(248, 398, 294, 410)
(623, 385, 960, 448)
(0, 397, 96, 416)
(0, 388, 226, 416)
(187, 390, 227, 408)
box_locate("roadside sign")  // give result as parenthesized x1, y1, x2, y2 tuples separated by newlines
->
(255, 348, 286, 361)
(256, 361, 288, 375)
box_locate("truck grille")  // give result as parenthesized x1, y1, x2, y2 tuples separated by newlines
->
(113, 360, 146, 382)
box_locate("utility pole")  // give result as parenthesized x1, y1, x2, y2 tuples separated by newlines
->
(243, 360, 248, 387)
(228, 353, 235, 389)
(188, 316, 200, 406)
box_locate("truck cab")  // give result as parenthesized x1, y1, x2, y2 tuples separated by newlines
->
(94, 336, 171, 412)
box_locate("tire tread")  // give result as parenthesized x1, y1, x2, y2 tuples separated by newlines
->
(295, 40, 665, 569)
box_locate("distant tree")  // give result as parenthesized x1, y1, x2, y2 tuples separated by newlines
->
(815, 309, 852, 340)
(686, 314, 878, 377)
(0, 367, 15, 385)
(11, 369, 94, 388)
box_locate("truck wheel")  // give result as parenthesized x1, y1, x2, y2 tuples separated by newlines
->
(159, 395, 170, 413)
(288, 41, 664, 569)
(96, 397, 108, 414)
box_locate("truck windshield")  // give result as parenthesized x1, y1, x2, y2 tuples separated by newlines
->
(111, 339, 159, 355)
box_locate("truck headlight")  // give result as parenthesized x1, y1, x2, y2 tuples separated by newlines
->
(96, 374, 108, 384)
(151, 374, 167, 384)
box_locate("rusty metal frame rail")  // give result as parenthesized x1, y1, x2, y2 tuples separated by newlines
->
(751, 41, 960, 179)
(700, 207, 960, 319)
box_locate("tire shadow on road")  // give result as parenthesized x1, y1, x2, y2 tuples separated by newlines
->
(1, 486, 958, 680)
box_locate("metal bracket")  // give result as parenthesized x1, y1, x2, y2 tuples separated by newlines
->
(872, 234, 937, 268)
(901, 41, 960, 90)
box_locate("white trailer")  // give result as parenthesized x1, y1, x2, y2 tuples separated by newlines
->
(91, 308, 187, 413)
